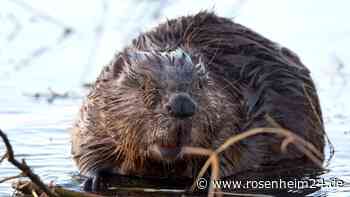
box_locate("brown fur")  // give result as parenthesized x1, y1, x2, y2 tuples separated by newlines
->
(71, 11, 325, 179)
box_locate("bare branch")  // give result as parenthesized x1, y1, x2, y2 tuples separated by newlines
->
(0, 174, 24, 184)
(0, 129, 58, 197)
(0, 152, 8, 164)
(13, 180, 104, 197)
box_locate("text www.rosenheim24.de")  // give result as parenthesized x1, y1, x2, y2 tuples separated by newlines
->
(196, 178, 345, 190)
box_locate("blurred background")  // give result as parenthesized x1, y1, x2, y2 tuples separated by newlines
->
(0, 0, 349, 196)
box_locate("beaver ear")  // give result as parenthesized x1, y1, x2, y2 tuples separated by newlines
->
(98, 53, 126, 80)
(95, 53, 125, 82)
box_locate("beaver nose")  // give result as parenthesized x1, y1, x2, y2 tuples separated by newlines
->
(166, 93, 196, 119)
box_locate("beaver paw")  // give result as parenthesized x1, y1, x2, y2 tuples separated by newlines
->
(83, 168, 113, 192)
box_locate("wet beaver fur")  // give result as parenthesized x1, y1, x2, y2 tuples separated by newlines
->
(71, 11, 325, 191)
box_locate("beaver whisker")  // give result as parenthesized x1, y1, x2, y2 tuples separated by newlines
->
(80, 147, 113, 161)
(79, 143, 116, 161)
(82, 154, 116, 175)
(83, 137, 116, 147)
(79, 149, 118, 174)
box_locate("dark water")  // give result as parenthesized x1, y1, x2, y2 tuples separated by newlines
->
(1, 0, 350, 196)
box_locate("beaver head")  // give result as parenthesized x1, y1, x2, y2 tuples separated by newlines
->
(99, 48, 236, 168)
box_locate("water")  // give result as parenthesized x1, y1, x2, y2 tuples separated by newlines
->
(0, 0, 350, 196)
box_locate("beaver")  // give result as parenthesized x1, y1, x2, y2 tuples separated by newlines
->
(71, 11, 325, 191)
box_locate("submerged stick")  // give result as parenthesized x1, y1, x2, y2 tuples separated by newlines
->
(13, 180, 103, 197)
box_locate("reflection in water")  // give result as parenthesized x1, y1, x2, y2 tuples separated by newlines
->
(37, 157, 339, 196)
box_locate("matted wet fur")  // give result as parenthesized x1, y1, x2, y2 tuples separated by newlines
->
(71, 11, 325, 190)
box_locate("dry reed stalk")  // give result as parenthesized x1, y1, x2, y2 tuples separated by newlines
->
(182, 147, 222, 197)
(183, 115, 324, 197)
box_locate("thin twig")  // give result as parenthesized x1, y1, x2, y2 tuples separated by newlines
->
(0, 129, 58, 197)
(6, 13, 22, 41)
(192, 126, 324, 194)
(32, 190, 39, 197)
(266, 114, 324, 159)
(13, 180, 104, 197)
(182, 147, 222, 197)
(0, 174, 24, 184)
(0, 152, 8, 163)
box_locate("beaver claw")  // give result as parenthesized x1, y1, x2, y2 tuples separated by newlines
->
(83, 169, 113, 192)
